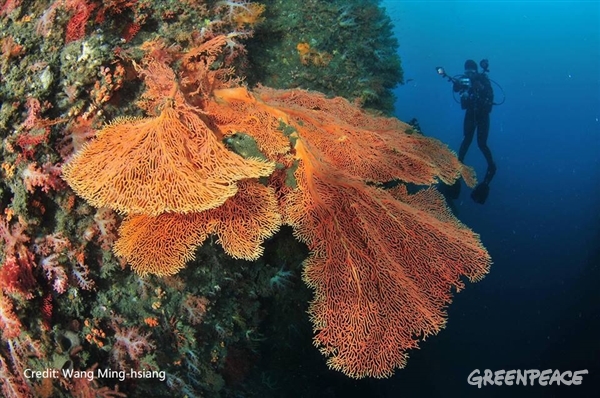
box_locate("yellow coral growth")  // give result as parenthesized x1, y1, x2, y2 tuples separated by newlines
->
(62, 104, 274, 216)
(114, 181, 281, 275)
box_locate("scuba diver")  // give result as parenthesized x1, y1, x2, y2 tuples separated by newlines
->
(436, 59, 498, 204)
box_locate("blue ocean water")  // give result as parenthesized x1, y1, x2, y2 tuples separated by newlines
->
(371, 1, 600, 397)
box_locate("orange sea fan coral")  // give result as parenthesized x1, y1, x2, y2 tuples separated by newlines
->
(179, 35, 237, 104)
(209, 180, 281, 260)
(62, 102, 274, 216)
(208, 86, 474, 186)
(59, 36, 489, 381)
(208, 87, 292, 158)
(134, 57, 185, 116)
(256, 86, 402, 131)
(282, 139, 491, 378)
(114, 181, 281, 276)
(113, 212, 211, 276)
(136, 35, 235, 114)
(254, 86, 474, 186)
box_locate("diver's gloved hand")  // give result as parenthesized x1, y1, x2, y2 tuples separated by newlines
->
(471, 183, 490, 204)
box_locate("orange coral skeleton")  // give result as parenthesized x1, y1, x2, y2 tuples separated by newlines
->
(282, 138, 490, 378)
(197, 86, 490, 378)
(62, 99, 274, 216)
(114, 181, 281, 276)
(212, 86, 476, 187)
(62, 37, 491, 379)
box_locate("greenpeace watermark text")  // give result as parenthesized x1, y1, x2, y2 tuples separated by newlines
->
(467, 369, 588, 388)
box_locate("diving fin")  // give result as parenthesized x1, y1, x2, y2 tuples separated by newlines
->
(471, 183, 490, 204)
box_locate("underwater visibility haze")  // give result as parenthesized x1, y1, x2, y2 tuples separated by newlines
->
(386, 1, 600, 397)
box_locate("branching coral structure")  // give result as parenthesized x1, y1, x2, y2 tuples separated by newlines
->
(62, 35, 491, 379)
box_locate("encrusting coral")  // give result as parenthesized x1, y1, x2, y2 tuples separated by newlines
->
(62, 34, 491, 379)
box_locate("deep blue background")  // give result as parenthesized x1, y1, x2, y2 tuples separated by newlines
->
(367, 1, 600, 397)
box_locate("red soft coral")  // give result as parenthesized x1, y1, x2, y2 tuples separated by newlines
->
(0, 334, 41, 398)
(0, 216, 35, 299)
(21, 162, 65, 193)
(71, 252, 94, 291)
(0, 215, 29, 256)
(92, 207, 119, 251)
(34, 234, 95, 293)
(0, 254, 35, 299)
(110, 324, 155, 370)
(39, 253, 68, 294)
(180, 294, 209, 325)
(58, 116, 96, 161)
(0, 293, 22, 339)
(65, 0, 96, 42)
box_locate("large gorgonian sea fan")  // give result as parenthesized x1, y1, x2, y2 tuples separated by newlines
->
(62, 36, 490, 378)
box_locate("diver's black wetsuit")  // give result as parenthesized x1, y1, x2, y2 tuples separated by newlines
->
(459, 106, 495, 184)
(454, 71, 496, 188)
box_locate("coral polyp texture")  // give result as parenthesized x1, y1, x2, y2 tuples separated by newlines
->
(0, 1, 489, 396)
